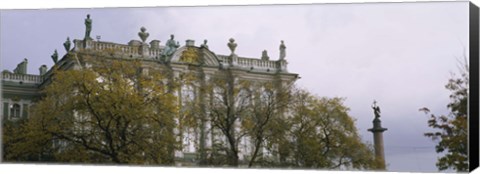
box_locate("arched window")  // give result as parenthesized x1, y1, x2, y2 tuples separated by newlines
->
(10, 103, 20, 118)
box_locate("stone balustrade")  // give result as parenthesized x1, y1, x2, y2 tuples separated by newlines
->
(74, 39, 163, 58)
(73, 39, 287, 72)
(218, 55, 287, 72)
(93, 42, 139, 55)
(238, 57, 275, 68)
(2, 72, 43, 84)
(149, 49, 163, 58)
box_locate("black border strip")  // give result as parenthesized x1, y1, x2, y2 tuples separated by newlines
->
(469, 2, 479, 172)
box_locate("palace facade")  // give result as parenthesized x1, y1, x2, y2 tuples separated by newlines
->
(1, 19, 298, 165)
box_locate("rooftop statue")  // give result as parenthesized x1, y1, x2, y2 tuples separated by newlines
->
(261, 50, 269, 61)
(162, 34, 180, 58)
(201, 39, 209, 49)
(372, 100, 381, 119)
(51, 49, 58, 64)
(85, 14, 92, 40)
(279, 40, 286, 60)
(13, 58, 28, 74)
(63, 37, 71, 52)
(138, 27, 149, 43)
(227, 38, 237, 55)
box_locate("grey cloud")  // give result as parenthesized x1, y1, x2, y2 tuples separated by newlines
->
(0, 2, 469, 172)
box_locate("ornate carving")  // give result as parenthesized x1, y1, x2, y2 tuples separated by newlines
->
(227, 38, 237, 55)
(138, 27, 149, 43)
(63, 37, 71, 52)
(51, 49, 58, 64)
(201, 39, 209, 49)
(261, 50, 269, 61)
(162, 34, 180, 58)
(179, 47, 200, 64)
(13, 58, 28, 74)
(372, 100, 381, 119)
(84, 14, 92, 40)
(279, 40, 286, 60)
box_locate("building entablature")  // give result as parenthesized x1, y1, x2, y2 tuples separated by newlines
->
(2, 71, 43, 85)
(71, 35, 290, 75)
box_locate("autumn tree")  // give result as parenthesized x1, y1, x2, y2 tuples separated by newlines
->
(420, 60, 468, 172)
(2, 118, 58, 162)
(284, 88, 379, 169)
(176, 68, 210, 165)
(198, 68, 378, 169)
(241, 80, 292, 167)
(206, 69, 251, 166)
(4, 56, 178, 164)
(3, 56, 381, 170)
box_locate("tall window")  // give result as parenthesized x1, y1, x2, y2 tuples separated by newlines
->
(3, 103, 8, 119)
(10, 103, 20, 119)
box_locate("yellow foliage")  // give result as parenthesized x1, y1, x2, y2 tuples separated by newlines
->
(179, 47, 199, 64)
(4, 55, 179, 164)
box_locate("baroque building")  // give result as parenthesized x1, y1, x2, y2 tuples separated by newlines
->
(1, 15, 298, 165)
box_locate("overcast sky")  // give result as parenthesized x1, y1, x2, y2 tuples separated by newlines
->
(0, 1, 469, 172)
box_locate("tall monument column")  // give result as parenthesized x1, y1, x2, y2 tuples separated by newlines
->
(368, 100, 388, 170)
